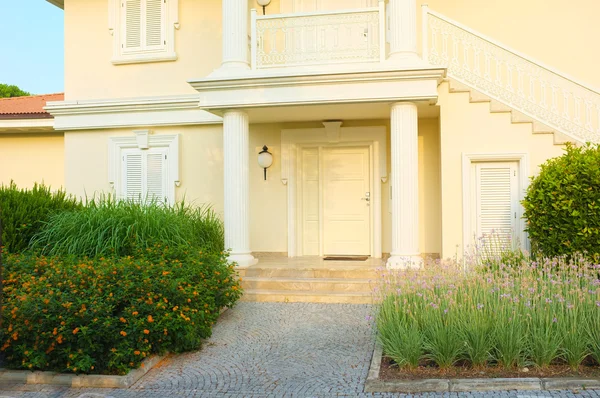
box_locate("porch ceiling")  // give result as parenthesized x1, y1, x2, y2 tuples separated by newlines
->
(245, 101, 439, 124)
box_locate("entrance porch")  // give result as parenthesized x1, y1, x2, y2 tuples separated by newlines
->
(237, 256, 383, 304)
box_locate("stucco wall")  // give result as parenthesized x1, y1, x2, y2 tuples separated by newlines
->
(63, 118, 442, 256)
(63, 0, 600, 102)
(0, 133, 65, 189)
(437, 81, 565, 259)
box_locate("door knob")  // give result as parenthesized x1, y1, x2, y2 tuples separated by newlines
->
(361, 197, 370, 202)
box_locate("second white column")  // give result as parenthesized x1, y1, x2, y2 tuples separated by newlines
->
(223, 110, 257, 267)
(387, 102, 422, 269)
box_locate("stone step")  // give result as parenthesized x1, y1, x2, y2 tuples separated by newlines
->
(241, 277, 374, 293)
(240, 289, 374, 304)
(237, 267, 380, 280)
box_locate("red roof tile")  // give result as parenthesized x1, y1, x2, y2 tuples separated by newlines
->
(0, 93, 64, 119)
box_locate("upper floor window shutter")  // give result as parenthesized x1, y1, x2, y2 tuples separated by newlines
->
(121, 0, 166, 54)
(145, 0, 165, 49)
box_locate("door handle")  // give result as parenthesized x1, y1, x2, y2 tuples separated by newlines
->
(361, 197, 370, 202)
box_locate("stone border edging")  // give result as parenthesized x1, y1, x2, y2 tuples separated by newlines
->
(365, 341, 600, 393)
(0, 354, 164, 388)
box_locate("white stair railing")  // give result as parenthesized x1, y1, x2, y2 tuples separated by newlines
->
(251, 5, 385, 69)
(423, 6, 600, 144)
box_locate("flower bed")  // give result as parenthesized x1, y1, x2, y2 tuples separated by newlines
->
(0, 246, 240, 375)
(376, 255, 600, 371)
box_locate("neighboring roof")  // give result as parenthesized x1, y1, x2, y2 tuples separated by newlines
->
(0, 93, 64, 120)
(46, 0, 64, 9)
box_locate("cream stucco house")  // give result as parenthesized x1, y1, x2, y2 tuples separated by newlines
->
(3, 0, 600, 300)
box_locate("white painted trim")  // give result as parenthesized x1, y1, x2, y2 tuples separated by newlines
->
(0, 119, 55, 132)
(109, 133, 180, 203)
(109, 0, 179, 65)
(257, 6, 379, 20)
(45, 95, 222, 131)
(282, 125, 386, 258)
(461, 152, 530, 255)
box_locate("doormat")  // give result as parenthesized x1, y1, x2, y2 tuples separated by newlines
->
(323, 256, 369, 261)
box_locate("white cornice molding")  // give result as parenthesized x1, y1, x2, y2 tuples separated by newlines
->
(45, 95, 222, 131)
(190, 67, 446, 110)
(0, 119, 55, 133)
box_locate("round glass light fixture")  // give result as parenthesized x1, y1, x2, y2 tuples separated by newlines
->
(258, 145, 273, 180)
(257, 0, 271, 14)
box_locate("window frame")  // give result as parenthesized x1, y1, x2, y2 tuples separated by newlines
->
(109, 0, 179, 65)
(108, 131, 180, 204)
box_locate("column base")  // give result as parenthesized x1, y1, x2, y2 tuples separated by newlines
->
(386, 254, 423, 270)
(229, 253, 258, 269)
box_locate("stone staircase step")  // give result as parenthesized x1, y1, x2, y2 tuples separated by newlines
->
(489, 99, 512, 113)
(240, 289, 374, 304)
(237, 268, 379, 280)
(241, 277, 374, 293)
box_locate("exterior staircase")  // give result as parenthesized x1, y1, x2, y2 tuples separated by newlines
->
(237, 263, 378, 304)
(447, 80, 573, 146)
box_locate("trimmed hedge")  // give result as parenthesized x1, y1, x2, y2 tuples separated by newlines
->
(522, 143, 600, 258)
(0, 246, 241, 375)
(0, 182, 81, 253)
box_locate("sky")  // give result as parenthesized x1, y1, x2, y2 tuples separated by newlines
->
(0, 0, 64, 95)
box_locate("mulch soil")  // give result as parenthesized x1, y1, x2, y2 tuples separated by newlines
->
(380, 357, 600, 380)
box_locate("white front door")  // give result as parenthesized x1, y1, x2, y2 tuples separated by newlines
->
(322, 147, 371, 255)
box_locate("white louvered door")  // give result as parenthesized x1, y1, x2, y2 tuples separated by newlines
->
(471, 162, 519, 250)
(122, 0, 165, 54)
(121, 148, 168, 203)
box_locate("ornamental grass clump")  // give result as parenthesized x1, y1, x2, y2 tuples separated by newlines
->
(0, 245, 241, 375)
(376, 254, 600, 371)
(30, 196, 224, 257)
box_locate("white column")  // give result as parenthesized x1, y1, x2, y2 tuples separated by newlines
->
(223, 110, 257, 268)
(221, 0, 250, 70)
(388, 0, 419, 61)
(387, 102, 422, 269)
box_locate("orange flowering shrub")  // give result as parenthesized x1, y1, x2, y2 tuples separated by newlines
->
(0, 245, 241, 375)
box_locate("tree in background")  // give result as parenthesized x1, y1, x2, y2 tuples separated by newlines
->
(0, 84, 31, 98)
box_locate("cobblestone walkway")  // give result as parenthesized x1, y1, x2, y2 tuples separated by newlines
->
(0, 303, 599, 397)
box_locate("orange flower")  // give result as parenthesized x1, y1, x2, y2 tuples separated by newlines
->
(111, 348, 117, 353)
(120, 317, 127, 323)
(143, 329, 150, 335)
(120, 331, 127, 337)
(72, 327, 80, 335)
(52, 328, 58, 336)
(134, 350, 140, 355)
(147, 315, 154, 323)
(11, 332, 18, 341)
(132, 311, 139, 316)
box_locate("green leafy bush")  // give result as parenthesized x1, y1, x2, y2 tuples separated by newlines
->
(0, 182, 81, 253)
(30, 197, 224, 257)
(522, 143, 600, 258)
(0, 246, 241, 375)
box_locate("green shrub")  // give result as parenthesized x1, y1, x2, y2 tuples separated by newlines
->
(0, 246, 241, 375)
(30, 197, 224, 257)
(523, 143, 600, 258)
(0, 182, 81, 253)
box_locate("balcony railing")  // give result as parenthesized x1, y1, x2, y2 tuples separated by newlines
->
(251, 6, 385, 70)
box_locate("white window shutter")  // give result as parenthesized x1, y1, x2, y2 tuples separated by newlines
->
(123, 151, 143, 201)
(123, 0, 142, 51)
(146, 149, 167, 203)
(474, 162, 519, 249)
(145, 0, 165, 49)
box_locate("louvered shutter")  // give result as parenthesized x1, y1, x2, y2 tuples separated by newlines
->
(145, 0, 165, 49)
(123, 0, 142, 51)
(473, 162, 519, 250)
(123, 151, 143, 201)
(146, 149, 167, 203)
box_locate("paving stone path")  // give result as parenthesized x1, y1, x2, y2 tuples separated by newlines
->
(0, 303, 599, 397)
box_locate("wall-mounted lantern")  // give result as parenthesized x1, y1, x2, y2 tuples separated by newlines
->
(258, 145, 273, 181)
(257, 0, 271, 15)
